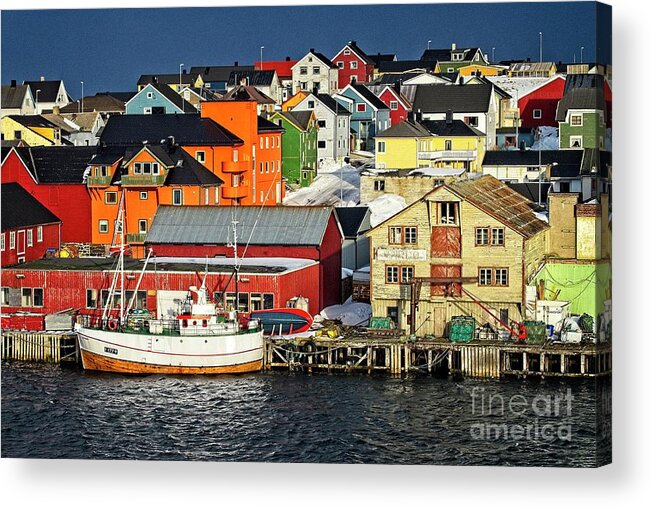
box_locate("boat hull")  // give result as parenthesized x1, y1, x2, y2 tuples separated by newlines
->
(76, 326, 264, 375)
(250, 308, 313, 335)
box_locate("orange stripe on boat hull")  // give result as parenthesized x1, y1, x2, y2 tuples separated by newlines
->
(80, 349, 263, 375)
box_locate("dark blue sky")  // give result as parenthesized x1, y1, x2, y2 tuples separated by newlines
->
(2, 2, 611, 98)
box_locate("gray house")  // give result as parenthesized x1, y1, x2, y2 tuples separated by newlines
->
(335, 206, 371, 270)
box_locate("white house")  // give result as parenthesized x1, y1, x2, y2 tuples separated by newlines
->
(23, 78, 71, 114)
(291, 49, 339, 95)
(1, 81, 36, 117)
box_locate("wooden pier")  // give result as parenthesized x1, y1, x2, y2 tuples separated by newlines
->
(1, 331, 79, 364)
(264, 336, 612, 379)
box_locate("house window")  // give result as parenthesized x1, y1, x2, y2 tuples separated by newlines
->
(105, 191, 118, 205)
(464, 116, 479, 127)
(344, 49, 351, 56)
(377, 141, 386, 153)
(533, 109, 542, 119)
(337, 62, 344, 69)
(266, 137, 269, 149)
(318, 120, 326, 128)
(318, 140, 326, 149)
(350, 61, 358, 69)
(475, 227, 490, 246)
(142, 162, 151, 174)
(570, 114, 583, 126)
(390, 101, 398, 110)
(263, 293, 274, 309)
(313, 66, 321, 74)
(33, 288, 43, 307)
(138, 220, 148, 235)
(495, 268, 509, 286)
(479, 268, 509, 287)
(447, 67, 455, 73)
(37, 226, 43, 242)
(389, 227, 403, 244)
(386, 266, 400, 284)
(307, 100, 315, 109)
(250, 293, 263, 311)
(233, 150, 239, 162)
(134, 162, 142, 174)
(140, 191, 148, 200)
(491, 228, 505, 246)
(147, 92, 153, 99)
(0, 233, 4, 251)
(10, 231, 16, 249)
(356, 103, 366, 113)
(265, 162, 269, 173)
(300, 81, 308, 90)
(99, 165, 108, 177)
(21, 288, 32, 307)
(196, 151, 206, 163)
(143, 107, 152, 114)
(300, 66, 308, 75)
(374, 180, 385, 191)
(404, 227, 417, 244)
(172, 189, 183, 206)
(479, 268, 492, 286)
(1, 287, 9, 305)
(27, 229, 33, 247)
(260, 162, 264, 174)
(401, 266, 414, 283)
(570, 136, 583, 148)
(99, 220, 109, 234)
(439, 202, 458, 225)
(86, 289, 98, 309)
(445, 140, 452, 151)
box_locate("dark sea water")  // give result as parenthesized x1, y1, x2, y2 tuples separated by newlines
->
(1, 362, 611, 466)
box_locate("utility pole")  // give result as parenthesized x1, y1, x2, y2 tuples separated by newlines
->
(539, 32, 543, 63)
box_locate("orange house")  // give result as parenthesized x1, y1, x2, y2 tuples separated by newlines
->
(87, 144, 224, 258)
(201, 100, 285, 205)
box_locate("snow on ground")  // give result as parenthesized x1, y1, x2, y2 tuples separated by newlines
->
(366, 194, 407, 227)
(531, 126, 559, 150)
(315, 296, 372, 327)
(283, 162, 361, 206)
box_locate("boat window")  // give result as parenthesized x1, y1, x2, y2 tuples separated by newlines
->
(263, 293, 274, 310)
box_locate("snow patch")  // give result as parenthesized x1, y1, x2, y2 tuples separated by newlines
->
(531, 126, 559, 151)
(283, 163, 361, 206)
(366, 194, 407, 227)
(317, 296, 372, 327)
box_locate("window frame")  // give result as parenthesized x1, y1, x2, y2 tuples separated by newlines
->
(98, 220, 109, 234)
(374, 180, 385, 192)
(140, 191, 148, 200)
(1, 233, 5, 252)
(478, 267, 509, 287)
(37, 226, 43, 242)
(386, 265, 400, 284)
(439, 202, 458, 225)
(9, 231, 15, 249)
(377, 141, 386, 153)
(570, 113, 583, 126)
(356, 103, 366, 113)
(104, 191, 118, 205)
(27, 229, 33, 247)
(172, 188, 183, 206)
(533, 108, 542, 119)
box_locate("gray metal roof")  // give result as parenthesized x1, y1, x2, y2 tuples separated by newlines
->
(146, 206, 336, 246)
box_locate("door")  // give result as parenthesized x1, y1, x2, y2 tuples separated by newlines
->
(16, 230, 26, 255)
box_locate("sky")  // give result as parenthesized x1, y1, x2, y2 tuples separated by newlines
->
(1, 1, 611, 98)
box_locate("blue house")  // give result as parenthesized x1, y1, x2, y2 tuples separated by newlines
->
(125, 83, 195, 115)
(335, 83, 390, 152)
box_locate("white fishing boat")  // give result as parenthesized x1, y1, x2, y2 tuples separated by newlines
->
(74, 193, 263, 374)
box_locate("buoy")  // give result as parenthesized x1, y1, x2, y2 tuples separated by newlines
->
(107, 319, 118, 331)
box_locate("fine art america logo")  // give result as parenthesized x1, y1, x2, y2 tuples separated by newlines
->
(469, 387, 574, 442)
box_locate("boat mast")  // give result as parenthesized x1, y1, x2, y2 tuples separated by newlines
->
(231, 220, 239, 313)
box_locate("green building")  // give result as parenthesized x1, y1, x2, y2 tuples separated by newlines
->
(270, 110, 319, 187)
(557, 88, 607, 150)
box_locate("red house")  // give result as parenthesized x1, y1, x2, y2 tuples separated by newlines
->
(1, 183, 61, 267)
(144, 206, 343, 313)
(377, 85, 411, 126)
(517, 75, 566, 128)
(332, 41, 375, 87)
(1, 146, 95, 243)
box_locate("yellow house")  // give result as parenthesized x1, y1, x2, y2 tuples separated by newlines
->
(365, 175, 549, 336)
(281, 91, 310, 111)
(457, 64, 506, 77)
(375, 118, 486, 172)
(1, 115, 63, 146)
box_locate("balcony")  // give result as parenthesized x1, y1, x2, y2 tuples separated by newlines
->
(126, 233, 147, 244)
(417, 150, 477, 161)
(86, 175, 113, 187)
(222, 160, 249, 174)
(221, 184, 249, 200)
(121, 174, 166, 186)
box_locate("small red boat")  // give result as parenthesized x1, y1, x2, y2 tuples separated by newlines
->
(249, 308, 313, 335)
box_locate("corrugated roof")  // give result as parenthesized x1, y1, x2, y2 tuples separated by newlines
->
(412, 83, 493, 113)
(2, 182, 61, 231)
(227, 70, 276, 87)
(446, 176, 549, 238)
(376, 120, 430, 138)
(273, 110, 314, 131)
(146, 206, 335, 246)
(555, 87, 605, 121)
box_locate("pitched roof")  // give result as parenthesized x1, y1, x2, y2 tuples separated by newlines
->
(367, 53, 397, 66)
(555, 87, 606, 121)
(59, 93, 128, 113)
(41, 113, 80, 134)
(60, 111, 102, 131)
(227, 70, 276, 87)
(563, 73, 605, 95)
(299, 50, 337, 69)
(421, 47, 483, 63)
(23, 80, 63, 103)
(7, 114, 60, 130)
(221, 85, 276, 104)
(482, 149, 583, 171)
(335, 206, 370, 237)
(134, 83, 196, 112)
(508, 61, 556, 73)
(420, 119, 484, 137)
(273, 110, 314, 131)
(2, 84, 31, 109)
(445, 176, 548, 238)
(506, 182, 552, 203)
(337, 41, 373, 65)
(412, 83, 493, 113)
(190, 65, 255, 83)
(377, 60, 434, 74)
(578, 148, 611, 178)
(1, 183, 61, 231)
(13, 146, 96, 184)
(99, 113, 243, 146)
(254, 60, 298, 78)
(314, 94, 352, 115)
(348, 84, 388, 110)
(137, 73, 199, 87)
(376, 120, 431, 138)
(257, 115, 285, 133)
(146, 206, 336, 246)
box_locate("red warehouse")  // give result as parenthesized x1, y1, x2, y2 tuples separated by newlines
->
(1, 146, 95, 243)
(1, 256, 321, 329)
(1, 183, 61, 267)
(145, 205, 343, 312)
(331, 41, 375, 87)
(517, 75, 566, 128)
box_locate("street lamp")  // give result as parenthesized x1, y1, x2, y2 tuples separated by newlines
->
(179, 63, 184, 90)
(491, 47, 495, 63)
(580, 46, 585, 64)
(80, 81, 84, 113)
(35, 89, 41, 113)
(539, 32, 543, 62)
(260, 46, 265, 70)
(427, 40, 431, 50)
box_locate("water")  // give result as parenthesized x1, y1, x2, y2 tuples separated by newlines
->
(1, 362, 610, 466)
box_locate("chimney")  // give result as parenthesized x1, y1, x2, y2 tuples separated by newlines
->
(235, 61, 239, 66)
(153, 76, 158, 84)
(351, 40, 356, 46)
(40, 76, 45, 81)
(451, 43, 456, 51)
(395, 79, 401, 96)
(526, 57, 531, 62)
(182, 69, 187, 75)
(286, 56, 291, 61)
(446, 109, 453, 124)
(53, 105, 60, 115)
(10, 79, 16, 87)
(351, 76, 357, 85)
(416, 108, 422, 123)
(310, 48, 315, 53)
